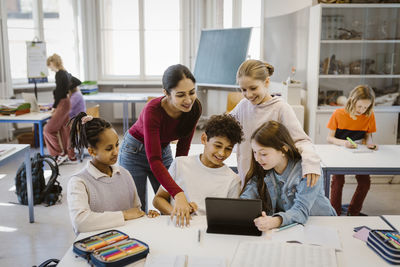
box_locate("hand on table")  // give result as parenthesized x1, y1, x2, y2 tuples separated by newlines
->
(254, 212, 282, 232)
(171, 192, 192, 227)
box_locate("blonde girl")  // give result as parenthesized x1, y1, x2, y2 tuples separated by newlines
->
(327, 85, 377, 215)
(230, 59, 320, 187)
(44, 54, 76, 164)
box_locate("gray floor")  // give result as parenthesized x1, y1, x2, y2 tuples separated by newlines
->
(0, 126, 399, 266)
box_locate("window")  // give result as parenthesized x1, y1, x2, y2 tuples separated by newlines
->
(6, 0, 35, 80)
(99, 0, 181, 79)
(241, 0, 261, 60)
(223, 0, 262, 60)
(43, 0, 79, 76)
(6, 0, 80, 82)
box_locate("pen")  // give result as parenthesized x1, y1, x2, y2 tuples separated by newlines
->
(346, 137, 358, 148)
(276, 222, 300, 232)
(197, 229, 201, 243)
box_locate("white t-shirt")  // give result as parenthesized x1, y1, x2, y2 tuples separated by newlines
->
(161, 155, 241, 215)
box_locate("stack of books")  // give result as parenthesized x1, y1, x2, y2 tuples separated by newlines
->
(0, 103, 31, 116)
(79, 81, 98, 95)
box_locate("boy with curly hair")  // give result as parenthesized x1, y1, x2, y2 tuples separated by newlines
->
(153, 114, 244, 216)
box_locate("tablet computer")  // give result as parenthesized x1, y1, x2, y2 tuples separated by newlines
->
(205, 197, 262, 236)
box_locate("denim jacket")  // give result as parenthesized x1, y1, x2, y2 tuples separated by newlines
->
(240, 159, 336, 226)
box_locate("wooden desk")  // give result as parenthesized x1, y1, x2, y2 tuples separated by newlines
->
(315, 145, 400, 198)
(0, 144, 34, 222)
(58, 215, 397, 267)
(83, 93, 162, 133)
(0, 112, 51, 155)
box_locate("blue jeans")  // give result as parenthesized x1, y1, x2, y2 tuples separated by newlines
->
(118, 133, 173, 212)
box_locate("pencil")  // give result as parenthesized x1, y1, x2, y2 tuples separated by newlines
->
(346, 137, 358, 148)
(276, 222, 300, 232)
(197, 229, 201, 243)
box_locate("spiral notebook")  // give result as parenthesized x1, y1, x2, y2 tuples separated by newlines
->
(231, 241, 337, 267)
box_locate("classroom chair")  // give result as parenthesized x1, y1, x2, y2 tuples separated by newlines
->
(226, 92, 244, 113)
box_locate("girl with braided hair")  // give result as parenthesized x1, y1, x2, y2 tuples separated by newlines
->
(67, 112, 159, 234)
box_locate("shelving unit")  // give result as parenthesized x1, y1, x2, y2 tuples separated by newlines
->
(306, 3, 400, 144)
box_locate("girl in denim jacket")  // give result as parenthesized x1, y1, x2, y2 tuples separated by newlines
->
(240, 121, 336, 232)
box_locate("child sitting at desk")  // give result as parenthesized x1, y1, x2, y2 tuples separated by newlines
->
(68, 75, 86, 119)
(326, 85, 377, 216)
(153, 114, 243, 225)
(67, 112, 159, 234)
(240, 121, 336, 232)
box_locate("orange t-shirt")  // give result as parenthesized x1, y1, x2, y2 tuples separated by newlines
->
(327, 108, 376, 141)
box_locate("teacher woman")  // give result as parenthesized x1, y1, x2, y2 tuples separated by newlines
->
(119, 64, 202, 226)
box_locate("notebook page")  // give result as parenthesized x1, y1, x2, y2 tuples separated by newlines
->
(270, 224, 305, 243)
(270, 224, 342, 251)
(304, 225, 342, 251)
(231, 241, 337, 267)
(144, 254, 185, 267)
(188, 256, 225, 267)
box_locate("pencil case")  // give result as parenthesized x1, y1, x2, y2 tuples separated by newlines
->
(73, 230, 149, 267)
(367, 229, 400, 265)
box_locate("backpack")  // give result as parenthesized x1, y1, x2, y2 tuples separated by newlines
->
(15, 153, 62, 206)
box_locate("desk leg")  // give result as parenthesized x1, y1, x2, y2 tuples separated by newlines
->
(323, 169, 330, 199)
(123, 103, 128, 133)
(38, 122, 44, 156)
(25, 148, 34, 223)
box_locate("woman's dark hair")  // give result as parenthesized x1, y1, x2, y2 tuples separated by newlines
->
(240, 120, 301, 213)
(69, 112, 112, 155)
(204, 114, 244, 145)
(162, 64, 202, 137)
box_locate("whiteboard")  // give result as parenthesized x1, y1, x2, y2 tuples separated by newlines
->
(193, 28, 252, 86)
(26, 41, 48, 82)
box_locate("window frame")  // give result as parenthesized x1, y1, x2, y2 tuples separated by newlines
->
(223, 0, 264, 60)
(7, 0, 81, 85)
(97, 0, 186, 82)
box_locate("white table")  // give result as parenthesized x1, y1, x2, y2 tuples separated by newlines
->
(58, 215, 398, 267)
(315, 145, 400, 198)
(83, 93, 162, 133)
(0, 111, 51, 155)
(0, 144, 34, 222)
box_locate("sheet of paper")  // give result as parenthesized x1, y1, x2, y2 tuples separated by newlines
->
(231, 241, 337, 267)
(271, 224, 342, 251)
(144, 254, 225, 267)
(270, 224, 305, 243)
(304, 225, 342, 251)
(188, 256, 225, 267)
(342, 145, 374, 153)
(144, 254, 185, 267)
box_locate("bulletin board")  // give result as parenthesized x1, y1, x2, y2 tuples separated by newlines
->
(26, 41, 48, 83)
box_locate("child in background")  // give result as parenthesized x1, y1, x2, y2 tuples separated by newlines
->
(45, 53, 75, 165)
(67, 112, 159, 234)
(327, 85, 377, 216)
(241, 121, 336, 232)
(231, 59, 320, 188)
(153, 114, 243, 222)
(68, 76, 86, 119)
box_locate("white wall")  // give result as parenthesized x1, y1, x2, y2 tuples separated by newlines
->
(263, 1, 311, 84)
(265, 0, 313, 18)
